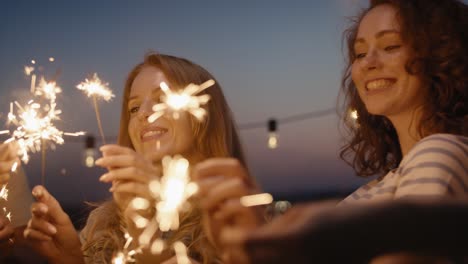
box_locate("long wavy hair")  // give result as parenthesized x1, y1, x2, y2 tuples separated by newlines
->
(82, 53, 248, 263)
(339, 0, 468, 177)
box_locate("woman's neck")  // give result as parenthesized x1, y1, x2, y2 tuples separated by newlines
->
(387, 109, 423, 157)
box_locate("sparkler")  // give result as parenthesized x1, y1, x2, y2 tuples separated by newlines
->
(148, 80, 214, 123)
(5, 78, 85, 185)
(76, 73, 114, 144)
(115, 155, 197, 263)
(112, 233, 142, 264)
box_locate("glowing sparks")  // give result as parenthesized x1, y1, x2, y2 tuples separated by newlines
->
(174, 241, 190, 264)
(49, 57, 55, 62)
(347, 108, 360, 129)
(0, 130, 9, 135)
(11, 161, 18, 172)
(155, 155, 198, 232)
(76, 73, 114, 101)
(64, 132, 86, 136)
(76, 73, 113, 144)
(350, 109, 358, 120)
(34, 78, 61, 100)
(240, 193, 274, 207)
(4, 208, 12, 222)
(0, 185, 8, 201)
(24, 66, 34, 76)
(112, 233, 141, 264)
(148, 80, 214, 122)
(126, 155, 198, 261)
(5, 78, 83, 164)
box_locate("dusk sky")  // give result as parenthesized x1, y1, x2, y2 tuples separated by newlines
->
(0, 0, 373, 208)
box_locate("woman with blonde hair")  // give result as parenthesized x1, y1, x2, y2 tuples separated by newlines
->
(23, 53, 249, 263)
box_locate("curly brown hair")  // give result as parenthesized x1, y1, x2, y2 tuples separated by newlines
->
(339, 0, 468, 177)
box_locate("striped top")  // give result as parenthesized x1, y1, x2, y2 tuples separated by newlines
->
(339, 133, 468, 205)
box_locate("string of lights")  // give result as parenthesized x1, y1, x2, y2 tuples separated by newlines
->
(77, 107, 340, 167)
(2, 107, 341, 167)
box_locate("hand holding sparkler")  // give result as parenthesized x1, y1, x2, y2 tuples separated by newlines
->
(76, 73, 114, 144)
(96, 144, 161, 210)
(24, 186, 84, 264)
(0, 214, 14, 255)
(192, 158, 267, 247)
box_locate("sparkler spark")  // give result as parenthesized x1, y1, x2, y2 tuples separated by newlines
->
(124, 155, 198, 262)
(148, 80, 214, 122)
(76, 73, 114, 144)
(112, 233, 141, 264)
(1, 185, 12, 223)
(240, 193, 273, 207)
(76, 73, 114, 101)
(5, 77, 84, 184)
(0, 185, 8, 201)
(174, 241, 190, 264)
(24, 66, 34, 76)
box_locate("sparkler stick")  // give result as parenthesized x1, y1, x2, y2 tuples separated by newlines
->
(41, 138, 46, 185)
(76, 73, 114, 144)
(93, 95, 106, 144)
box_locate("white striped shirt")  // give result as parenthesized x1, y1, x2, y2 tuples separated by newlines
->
(340, 133, 468, 205)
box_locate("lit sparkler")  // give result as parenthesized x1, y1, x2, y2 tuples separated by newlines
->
(120, 155, 197, 262)
(112, 233, 142, 264)
(6, 78, 85, 185)
(148, 80, 214, 122)
(76, 73, 114, 144)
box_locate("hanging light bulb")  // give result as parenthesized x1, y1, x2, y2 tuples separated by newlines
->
(267, 119, 278, 149)
(83, 135, 96, 167)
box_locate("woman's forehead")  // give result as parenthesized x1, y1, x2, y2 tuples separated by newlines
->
(129, 67, 167, 96)
(357, 4, 400, 38)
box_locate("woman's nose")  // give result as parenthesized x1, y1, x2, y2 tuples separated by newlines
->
(362, 49, 381, 71)
(137, 99, 153, 121)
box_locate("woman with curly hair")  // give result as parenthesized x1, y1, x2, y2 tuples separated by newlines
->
(23, 53, 250, 263)
(192, 0, 468, 263)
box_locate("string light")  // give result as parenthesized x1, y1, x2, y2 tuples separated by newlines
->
(267, 119, 278, 149)
(83, 135, 96, 168)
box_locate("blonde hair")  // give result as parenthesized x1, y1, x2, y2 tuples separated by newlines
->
(81, 53, 248, 263)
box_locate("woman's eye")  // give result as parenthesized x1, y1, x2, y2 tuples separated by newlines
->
(384, 45, 401, 51)
(355, 52, 366, 59)
(129, 106, 140, 114)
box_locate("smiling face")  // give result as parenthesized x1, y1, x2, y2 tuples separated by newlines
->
(351, 4, 426, 120)
(127, 66, 195, 161)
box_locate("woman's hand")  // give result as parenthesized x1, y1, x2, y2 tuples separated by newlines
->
(192, 158, 265, 249)
(95, 144, 161, 213)
(0, 142, 19, 185)
(23, 185, 84, 264)
(0, 215, 14, 245)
